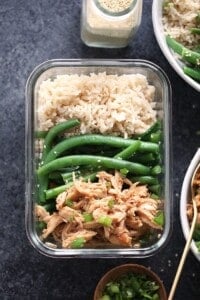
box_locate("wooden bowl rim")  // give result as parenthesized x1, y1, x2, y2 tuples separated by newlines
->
(94, 263, 167, 300)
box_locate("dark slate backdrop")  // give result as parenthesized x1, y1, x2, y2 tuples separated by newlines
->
(0, 0, 199, 299)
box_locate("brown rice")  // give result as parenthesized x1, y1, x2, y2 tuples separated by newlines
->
(163, 0, 200, 48)
(37, 72, 156, 138)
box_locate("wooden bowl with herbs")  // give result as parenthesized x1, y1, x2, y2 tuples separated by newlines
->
(94, 264, 167, 300)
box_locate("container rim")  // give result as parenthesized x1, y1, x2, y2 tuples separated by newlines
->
(180, 148, 200, 262)
(25, 59, 173, 258)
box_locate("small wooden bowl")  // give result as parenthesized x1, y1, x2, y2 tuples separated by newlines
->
(94, 264, 167, 300)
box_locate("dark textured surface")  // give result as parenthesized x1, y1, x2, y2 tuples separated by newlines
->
(0, 0, 200, 299)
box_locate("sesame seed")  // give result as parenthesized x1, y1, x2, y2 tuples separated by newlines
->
(98, 0, 133, 13)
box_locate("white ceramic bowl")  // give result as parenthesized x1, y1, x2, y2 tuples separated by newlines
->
(152, 0, 200, 93)
(180, 148, 200, 262)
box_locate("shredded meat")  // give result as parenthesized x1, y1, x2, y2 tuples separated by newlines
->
(36, 171, 163, 249)
(187, 168, 200, 224)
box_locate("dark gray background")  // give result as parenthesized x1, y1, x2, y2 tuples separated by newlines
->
(0, 0, 200, 299)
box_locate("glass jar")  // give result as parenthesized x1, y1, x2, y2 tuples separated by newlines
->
(81, 0, 143, 48)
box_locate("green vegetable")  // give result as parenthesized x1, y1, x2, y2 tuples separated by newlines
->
(45, 173, 98, 200)
(37, 119, 80, 203)
(196, 12, 200, 23)
(130, 176, 159, 185)
(196, 241, 200, 251)
(119, 168, 129, 176)
(100, 296, 111, 300)
(36, 120, 162, 205)
(190, 28, 200, 35)
(151, 165, 162, 175)
(163, 0, 171, 9)
(149, 184, 161, 195)
(41, 119, 80, 164)
(130, 153, 158, 164)
(154, 211, 164, 226)
(44, 134, 159, 164)
(98, 215, 112, 227)
(108, 199, 115, 209)
(149, 131, 162, 143)
(166, 35, 200, 66)
(135, 121, 161, 140)
(183, 66, 200, 82)
(37, 155, 152, 177)
(35, 131, 47, 139)
(36, 221, 46, 231)
(193, 45, 200, 54)
(70, 237, 85, 248)
(101, 273, 160, 300)
(114, 140, 141, 160)
(193, 224, 200, 241)
(65, 199, 73, 207)
(45, 183, 73, 200)
(83, 212, 93, 222)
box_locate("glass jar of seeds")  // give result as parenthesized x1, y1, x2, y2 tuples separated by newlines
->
(81, 0, 143, 48)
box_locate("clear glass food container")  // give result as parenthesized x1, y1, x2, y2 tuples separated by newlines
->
(25, 59, 172, 258)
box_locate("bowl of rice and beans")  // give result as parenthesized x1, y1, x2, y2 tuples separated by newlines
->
(152, 0, 200, 92)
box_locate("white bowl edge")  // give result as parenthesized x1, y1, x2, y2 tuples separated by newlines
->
(180, 148, 200, 261)
(152, 0, 200, 93)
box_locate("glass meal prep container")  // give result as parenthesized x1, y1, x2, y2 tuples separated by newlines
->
(25, 59, 172, 258)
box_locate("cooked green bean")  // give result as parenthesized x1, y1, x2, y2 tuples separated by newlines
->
(130, 153, 157, 164)
(41, 119, 80, 164)
(151, 165, 162, 175)
(45, 172, 97, 199)
(45, 184, 72, 200)
(130, 176, 159, 185)
(114, 140, 141, 160)
(166, 35, 200, 66)
(183, 66, 200, 82)
(191, 28, 200, 35)
(48, 171, 63, 181)
(44, 135, 159, 164)
(37, 119, 80, 203)
(35, 131, 47, 139)
(149, 184, 161, 195)
(61, 172, 74, 182)
(135, 120, 161, 140)
(148, 131, 162, 143)
(37, 176, 48, 203)
(37, 155, 152, 177)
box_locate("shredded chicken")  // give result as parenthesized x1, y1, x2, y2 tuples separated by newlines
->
(187, 167, 200, 224)
(36, 171, 163, 249)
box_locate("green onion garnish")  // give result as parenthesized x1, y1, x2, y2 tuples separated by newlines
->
(65, 198, 73, 207)
(108, 199, 115, 209)
(71, 237, 85, 248)
(154, 211, 164, 226)
(120, 168, 129, 176)
(83, 212, 93, 222)
(98, 215, 112, 227)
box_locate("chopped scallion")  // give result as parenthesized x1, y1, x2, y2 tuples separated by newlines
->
(98, 215, 112, 227)
(71, 237, 85, 248)
(83, 212, 93, 222)
(154, 211, 164, 226)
